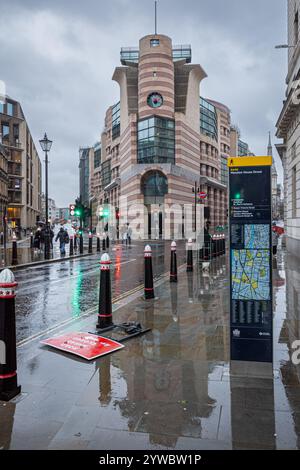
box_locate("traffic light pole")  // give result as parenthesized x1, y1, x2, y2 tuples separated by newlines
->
(80, 215, 83, 254)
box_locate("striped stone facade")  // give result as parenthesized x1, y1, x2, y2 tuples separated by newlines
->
(93, 33, 230, 239)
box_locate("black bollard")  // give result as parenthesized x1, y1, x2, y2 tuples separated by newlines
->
(170, 241, 177, 282)
(74, 233, 77, 251)
(30, 232, 34, 249)
(96, 253, 113, 330)
(186, 238, 193, 272)
(97, 233, 101, 253)
(212, 235, 217, 258)
(0, 232, 3, 245)
(102, 232, 106, 251)
(0, 269, 21, 401)
(144, 245, 155, 299)
(217, 235, 221, 257)
(11, 233, 18, 265)
(106, 235, 110, 249)
(88, 232, 93, 254)
(69, 234, 74, 256)
(79, 233, 83, 254)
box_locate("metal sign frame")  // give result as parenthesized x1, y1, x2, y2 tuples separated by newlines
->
(228, 156, 273, 363)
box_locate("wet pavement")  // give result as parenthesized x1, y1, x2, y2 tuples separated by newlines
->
(1, 243, 300, 450)
(0, 233, 93, 267)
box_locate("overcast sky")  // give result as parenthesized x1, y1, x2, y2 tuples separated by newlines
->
(0, 0, 287, 207)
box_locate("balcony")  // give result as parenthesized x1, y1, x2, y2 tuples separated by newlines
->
(1, 138, 22, 150)
(120, 44, 192, 65)
(8, 193, 23, 204)
(8, 163, 22, 177)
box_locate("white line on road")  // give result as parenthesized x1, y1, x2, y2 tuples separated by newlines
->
(17, 259, 137, 291)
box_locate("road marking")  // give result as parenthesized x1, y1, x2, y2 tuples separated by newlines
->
(17, 259, 137, 291)
(16, 262, 186, 348)
(16, 282, 144, 348)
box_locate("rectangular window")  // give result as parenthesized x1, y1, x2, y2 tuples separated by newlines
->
(101, 159, 111, 188)
(292, 164, 297, 218)
(150, 39, 160, 47)
(7, 102, 14, 116)
(112, 101, 120, 140)
(1, 123, 10, 144)
(94, 145, 101, 168)
(137, 116, 175, 164)
(291, 142, 296, 161)
(200, 98, 218, 141)
(295, 11, 299, 45)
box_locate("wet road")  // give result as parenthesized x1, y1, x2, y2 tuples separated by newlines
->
(14, 240, 188, 343)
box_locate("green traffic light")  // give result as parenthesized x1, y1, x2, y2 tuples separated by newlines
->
(74, 207, 83, 216)
(235, 193, 241, 199)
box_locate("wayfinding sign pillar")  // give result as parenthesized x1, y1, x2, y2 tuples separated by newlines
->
(228, 156, 273, 363)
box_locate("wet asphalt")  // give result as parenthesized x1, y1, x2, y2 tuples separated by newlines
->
(14, 240, 188, 343)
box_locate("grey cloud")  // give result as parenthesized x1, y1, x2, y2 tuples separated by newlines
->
(0, 0, 286, 205)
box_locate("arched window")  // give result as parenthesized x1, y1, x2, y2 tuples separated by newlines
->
(141, 171, 168, 204)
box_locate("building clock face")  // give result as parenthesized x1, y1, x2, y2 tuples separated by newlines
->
(147, 92, 163, 108)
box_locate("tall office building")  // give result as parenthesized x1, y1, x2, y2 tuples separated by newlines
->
(0, 96, 42, 231)
(276, 0, 300, 256)
(89, 33, 254, 238)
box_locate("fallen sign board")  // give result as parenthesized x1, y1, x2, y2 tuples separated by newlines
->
(41, 332, 124, 360)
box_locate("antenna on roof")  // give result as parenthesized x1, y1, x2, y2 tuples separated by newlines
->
(155, 1, 158, 35)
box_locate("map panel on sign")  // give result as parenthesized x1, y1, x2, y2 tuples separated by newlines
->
(244, 224, 270, 249)
(231, 249, 270, 300)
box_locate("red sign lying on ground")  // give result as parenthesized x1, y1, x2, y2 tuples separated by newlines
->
(41, 332, 124, 360)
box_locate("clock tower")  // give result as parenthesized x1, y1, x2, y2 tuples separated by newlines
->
(138, 34, 175, 121)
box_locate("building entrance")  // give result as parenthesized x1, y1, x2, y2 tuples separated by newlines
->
(142, 171, 167, 240)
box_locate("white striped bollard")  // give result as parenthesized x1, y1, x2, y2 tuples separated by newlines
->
(12, 232, 18, 265)
(186, 238, 193, 272)
(0, 269, 21, 401)
(170, 241, 177, 282)
(96, 253, 113, 330)
(144, 245, 154, 299)
(88, 231, 93, 254)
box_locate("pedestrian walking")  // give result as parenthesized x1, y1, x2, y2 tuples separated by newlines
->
(33, 228, 41, 250)
(50, 227, 54, 249)
(127, 223, 132, 246)
(120, 224, 126, 244)
(55, 226, 69, 256)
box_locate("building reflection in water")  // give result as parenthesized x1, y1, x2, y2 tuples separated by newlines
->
(106, 265, 230, 448)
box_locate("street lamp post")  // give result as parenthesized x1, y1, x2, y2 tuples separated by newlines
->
(39, 133, 53, 260)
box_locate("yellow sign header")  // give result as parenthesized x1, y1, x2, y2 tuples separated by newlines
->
(227, 156, 272, 167)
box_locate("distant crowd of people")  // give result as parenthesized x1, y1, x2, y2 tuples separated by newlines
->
(33, 225, 69, 256)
